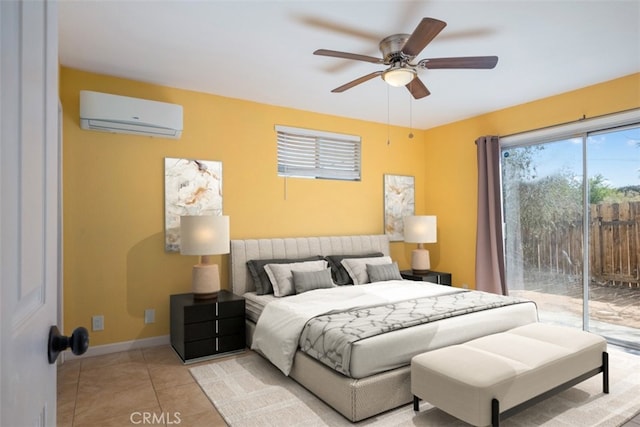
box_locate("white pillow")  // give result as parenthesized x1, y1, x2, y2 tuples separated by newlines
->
(341, 256, 393, 285)
(264, 260, 328, 297)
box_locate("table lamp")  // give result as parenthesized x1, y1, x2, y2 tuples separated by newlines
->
(180, 215, 230, 300)
(403, 215, 437, 274)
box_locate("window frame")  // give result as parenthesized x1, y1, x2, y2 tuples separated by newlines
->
(275, 125, 361, 181)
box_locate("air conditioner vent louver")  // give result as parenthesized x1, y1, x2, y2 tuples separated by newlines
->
(79, 91, 183, 139)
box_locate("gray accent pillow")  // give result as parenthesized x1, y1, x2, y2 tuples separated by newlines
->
(264, 260, 328, 297)
(341, 256, 393, 285)
(292, 268, 336, 294)
(366, 262, 402, 283)
(325, 252, 384, 285)
(247, 255, 324, 295)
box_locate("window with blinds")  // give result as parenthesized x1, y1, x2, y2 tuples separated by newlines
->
(275, 125, 361, 181)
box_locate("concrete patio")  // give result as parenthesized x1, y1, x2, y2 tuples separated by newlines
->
(511, 281, 640, 348)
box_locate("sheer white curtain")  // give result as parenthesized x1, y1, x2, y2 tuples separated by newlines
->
(475, 136, 507, 295)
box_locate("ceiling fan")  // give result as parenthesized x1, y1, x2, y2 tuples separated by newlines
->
(314, 17, 498, 99)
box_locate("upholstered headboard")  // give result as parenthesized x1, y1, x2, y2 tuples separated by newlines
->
(229, 234, 390, 295)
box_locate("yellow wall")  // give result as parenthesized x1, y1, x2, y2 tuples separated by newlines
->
(60, 67, 427, 345)
(61, 67, 639, 346)
(422, 73, 640, 289)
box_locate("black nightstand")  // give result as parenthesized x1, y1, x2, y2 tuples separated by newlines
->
(170, 290, 245, 363)
(400, 270, 452, 286)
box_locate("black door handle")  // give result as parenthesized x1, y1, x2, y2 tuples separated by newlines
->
(48, 325, 89, 364)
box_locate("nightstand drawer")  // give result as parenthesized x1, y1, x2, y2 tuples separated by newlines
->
(184, 339, 216, 359)
(218, 334, 245, 353)
(184, 304, 215, 323)
(184, 334, 245, 359)
(184, 316, 245, 341)
(219, 316, 245, 336)
(183, 298, 245, 323)
(218, 299, 244, 319)
(185, 321, 215, 341)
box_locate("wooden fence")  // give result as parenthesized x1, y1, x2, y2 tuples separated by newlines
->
(523, 201, 640, 288)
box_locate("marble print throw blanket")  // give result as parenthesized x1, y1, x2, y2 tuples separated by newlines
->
(300, 290, 529, 376)
(251, 280, 460, 374)
(251, 280, 528, 376)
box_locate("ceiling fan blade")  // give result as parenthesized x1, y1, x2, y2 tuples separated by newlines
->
(402, 18, 447, 57)
(331, 71, 383, 93)
(436, 28, 495, 42)
(299, 16, 381, 43)
(406, 77, 430, 99)
(314, 49, 382, 64)
(419, 56, 499, 69)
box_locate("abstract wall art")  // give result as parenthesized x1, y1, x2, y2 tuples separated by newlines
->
(164, 158, 222, 252)
(383, 174, 415, 241)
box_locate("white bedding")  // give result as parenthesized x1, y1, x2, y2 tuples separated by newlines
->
(251, 280, 462, 375)
(243, 292, 275, 323)
(232, 235, 540, 422)
(343, 302, 537, 377)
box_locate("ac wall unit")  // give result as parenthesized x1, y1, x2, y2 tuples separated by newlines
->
(79, 90, 183, 139)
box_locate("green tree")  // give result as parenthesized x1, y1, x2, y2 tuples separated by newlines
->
(588, 174, 621, 204)
(518, 171, 582, 235)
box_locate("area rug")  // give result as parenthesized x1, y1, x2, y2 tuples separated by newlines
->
(190, 347, 640, 426)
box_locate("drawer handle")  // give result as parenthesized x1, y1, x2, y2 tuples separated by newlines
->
(216, 337, 219, 352)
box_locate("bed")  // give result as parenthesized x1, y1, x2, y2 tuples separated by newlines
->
(229, 234, 539, 422)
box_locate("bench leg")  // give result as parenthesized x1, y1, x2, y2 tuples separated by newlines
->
(603, 351, 609, 394)
(491, 398, 500, 427)
(413, 395, 419, 412)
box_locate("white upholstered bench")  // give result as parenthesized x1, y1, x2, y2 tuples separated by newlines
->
(411, 323, 608, 427)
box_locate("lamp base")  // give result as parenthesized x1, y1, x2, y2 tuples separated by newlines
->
(192, 263, 221, 299)
(411, 248, 431, 274)
(193, 291, 218, 301)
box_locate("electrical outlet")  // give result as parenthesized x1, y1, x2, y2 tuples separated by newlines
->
(144, 309, 155, 324)
(92, 315, 104, 331)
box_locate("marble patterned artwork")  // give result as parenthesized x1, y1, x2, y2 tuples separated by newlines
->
(164, 158, 222, 252)
(384, 174, 415, 241)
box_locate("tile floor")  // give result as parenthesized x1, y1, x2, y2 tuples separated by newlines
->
(58, 345, 640, 427)
(57, 345, 231, 426)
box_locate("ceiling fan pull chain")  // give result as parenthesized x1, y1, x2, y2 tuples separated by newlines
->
(387, 85, 391, 145)
(409, 91, 414, 139)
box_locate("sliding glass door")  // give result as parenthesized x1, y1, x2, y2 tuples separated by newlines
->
(501, 124, 640, 349)
(586, 127, 640, 347)
(502, 138, 585, 328)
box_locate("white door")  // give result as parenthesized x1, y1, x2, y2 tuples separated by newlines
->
(1, 1, 60, 426)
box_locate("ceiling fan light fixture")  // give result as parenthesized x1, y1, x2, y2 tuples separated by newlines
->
(382, 67, 416, 87)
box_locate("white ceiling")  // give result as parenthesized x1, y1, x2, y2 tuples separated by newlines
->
(58, 0, 640, 130)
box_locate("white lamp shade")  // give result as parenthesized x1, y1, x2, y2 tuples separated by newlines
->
(180, 215, 230, 255)
(383, 68, 416, 87)
(403, 216, 437, 243)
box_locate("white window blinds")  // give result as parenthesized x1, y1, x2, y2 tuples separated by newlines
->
(276, 125, 361, 181)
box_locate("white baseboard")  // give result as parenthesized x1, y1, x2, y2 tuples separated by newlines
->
(62, 335, 170, 362)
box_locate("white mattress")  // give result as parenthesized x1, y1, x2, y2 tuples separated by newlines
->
(346, 301, 538, 377)
(246, 286, 539, 378)
(231, 235, 539, 379)
(243, 291, 275, 323)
